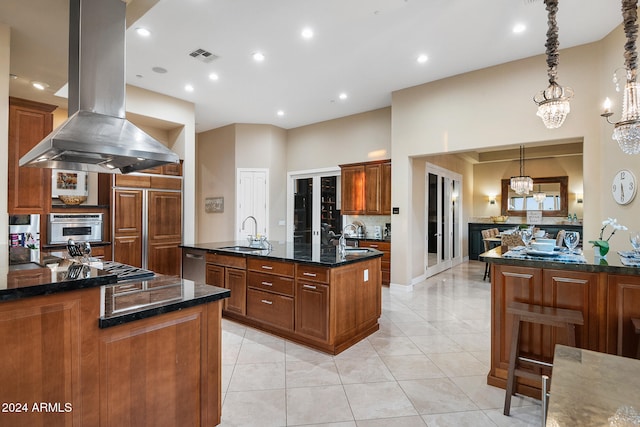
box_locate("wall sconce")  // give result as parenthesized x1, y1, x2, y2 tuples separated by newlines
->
(488, 195, 496, 205)
(576, 193, 583, 204)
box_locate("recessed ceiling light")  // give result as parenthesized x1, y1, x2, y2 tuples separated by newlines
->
(135, 74, 143, 79)
(252, 52, 265, 62)
(277, 110, 285, 117)
(9, 74, 18, 80)
(301, 27, 314, 39)
(152, 66, 168, 74)
(512, 23, 526, 33)
(209, 72, 219, 81)
(136, 27, 151, 37)
(185, 84, 194, 92)
(339, 93, 348, 100)
(31, 81, 49, 90)
(416, 54, 428, 64)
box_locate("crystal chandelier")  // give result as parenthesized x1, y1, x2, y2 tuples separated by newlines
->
(510, 146, 534, 195)
(532, 185, 546, 203)
(601, 0, 640, 154)
(533, 0, 573, 129)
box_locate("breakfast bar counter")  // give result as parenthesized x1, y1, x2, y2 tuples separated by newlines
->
(480, 246, 640, 399)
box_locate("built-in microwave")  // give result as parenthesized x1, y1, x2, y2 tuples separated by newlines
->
(48, 213, 103, 245)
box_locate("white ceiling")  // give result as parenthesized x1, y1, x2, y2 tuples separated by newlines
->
(2, 0, 623, 133)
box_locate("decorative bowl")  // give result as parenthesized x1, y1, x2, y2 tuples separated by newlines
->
(59, 195, 87, 205)
(490, 215, 509, 223)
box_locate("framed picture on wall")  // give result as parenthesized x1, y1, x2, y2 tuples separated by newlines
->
(51, 169, 89, 198)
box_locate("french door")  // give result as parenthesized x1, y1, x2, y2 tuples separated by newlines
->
(287, 168, 341, 244)
(425, 163, 463, 277)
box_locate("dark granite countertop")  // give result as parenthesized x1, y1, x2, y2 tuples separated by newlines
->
(180, 241, 383, 267)
(99, 275, 230, 328)
(344, 236, 392, 243)
(480, 246, 640, 275)
(1, 258, 117, 302)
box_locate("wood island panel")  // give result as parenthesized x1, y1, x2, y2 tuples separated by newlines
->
(0, 286, 224, 427)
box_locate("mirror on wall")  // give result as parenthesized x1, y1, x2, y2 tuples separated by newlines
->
(501, 176, 568, 217)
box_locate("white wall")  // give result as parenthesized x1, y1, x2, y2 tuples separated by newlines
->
(0, 24, 10, 265)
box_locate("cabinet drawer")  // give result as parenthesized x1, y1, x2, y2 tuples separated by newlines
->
(248, 271, 294, 296)
(206, 253, 246, 269)
(381, 260, 391, 272)
(359, 240, 390, 252)
(247, 258, 294, 277)
(246, 288, 294, 331)
(296, 264, 330, 283)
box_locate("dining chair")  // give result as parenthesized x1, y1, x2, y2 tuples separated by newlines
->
(489, 228, 500, 237)
(555, 230, 566, 247)
(501, 233, 524, 249)
(481, 229, 492, 280)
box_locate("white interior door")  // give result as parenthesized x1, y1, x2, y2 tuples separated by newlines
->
(237, 169, 268, 241)
(425, 163, 462, 278)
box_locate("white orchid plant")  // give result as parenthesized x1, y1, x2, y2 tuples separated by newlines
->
(588, 217, 628, 256)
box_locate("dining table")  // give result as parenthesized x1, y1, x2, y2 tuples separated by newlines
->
(545, 345, 640, 426)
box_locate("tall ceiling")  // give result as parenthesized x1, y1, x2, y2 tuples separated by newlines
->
(2, 0, 623, 133)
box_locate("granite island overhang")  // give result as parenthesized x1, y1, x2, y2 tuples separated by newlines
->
(181, 241, 385, 354)
(0, 257, 230, 426)
(480, 245, 640, 400)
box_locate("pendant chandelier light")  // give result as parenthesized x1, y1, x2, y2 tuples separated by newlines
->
(510, 145, 533, 195)
(533, 0, 573, 129)
(601, 0, 640, 154)
(532, 184, 546, 203)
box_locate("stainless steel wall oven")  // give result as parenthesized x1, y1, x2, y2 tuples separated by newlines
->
(48, 213, 103, 244)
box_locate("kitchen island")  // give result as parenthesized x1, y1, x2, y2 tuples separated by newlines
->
(0, 258, 229, 427)
(181, 241, 384, 354)
(481, 246, 640, 399)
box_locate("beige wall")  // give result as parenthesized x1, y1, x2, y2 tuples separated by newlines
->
(197, 125, 236, 242)
(286, 108, 391, 171)
(1, 24, 10, 264)
(473, 155, 583, 219)
(389, 35, 621, 287)
(196, 124, 288, 243)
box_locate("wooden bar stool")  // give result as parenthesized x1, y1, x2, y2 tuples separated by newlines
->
(503, 301, 584, 417)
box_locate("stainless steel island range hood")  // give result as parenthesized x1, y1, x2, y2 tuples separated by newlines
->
(20, 0, 179, 174)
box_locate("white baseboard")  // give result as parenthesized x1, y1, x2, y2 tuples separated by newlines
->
(389, 282, 414, 292)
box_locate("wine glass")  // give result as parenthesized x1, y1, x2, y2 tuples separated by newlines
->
(520, 227, 533, 248)
(564, 231, 580, 254)
(630, 231, 640, 255)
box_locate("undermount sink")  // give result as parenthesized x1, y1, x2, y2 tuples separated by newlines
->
(343, 248, 371, 255)
(218, 246, 265, 253)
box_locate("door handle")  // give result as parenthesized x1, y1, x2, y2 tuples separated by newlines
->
(185, 253, 204, 259)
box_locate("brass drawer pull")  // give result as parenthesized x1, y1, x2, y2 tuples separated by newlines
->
(261, 281, 273, 286)
(303, 272, 317, 277)
(261, 299, 273, 305)
(369, 244, 378, 248)
(303, 284, 317, 290)
(261, 265, 273, 270)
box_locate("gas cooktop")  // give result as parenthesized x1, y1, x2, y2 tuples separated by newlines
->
(98, 261, 155, 281)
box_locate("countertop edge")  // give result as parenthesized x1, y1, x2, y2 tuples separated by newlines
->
(98, 286, 230, 328)
(1, 273, 117, 302)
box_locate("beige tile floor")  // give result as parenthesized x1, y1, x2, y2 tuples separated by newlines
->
(219, 260, 542, 427)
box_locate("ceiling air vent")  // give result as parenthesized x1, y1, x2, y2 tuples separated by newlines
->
(188, 48, 219, 63)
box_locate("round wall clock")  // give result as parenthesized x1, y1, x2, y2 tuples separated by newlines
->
(611, 169, 637, 205)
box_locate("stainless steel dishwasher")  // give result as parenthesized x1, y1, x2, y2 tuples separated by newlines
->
(181, 248, 206, 283)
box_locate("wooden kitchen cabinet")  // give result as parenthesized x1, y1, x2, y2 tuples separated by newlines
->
(113, 189, 144, 268)
(296, 280, 329, 341)
(340, 164, 365, 214)
(246, 258, 295, 330)
(340, 159, 391, 215)
(111, 174, 182, 275)
(607, 274, 640, 358)
(206, 253, 247, 316)
(8, 97, 56, 215)
(359, 240, 391, 285)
